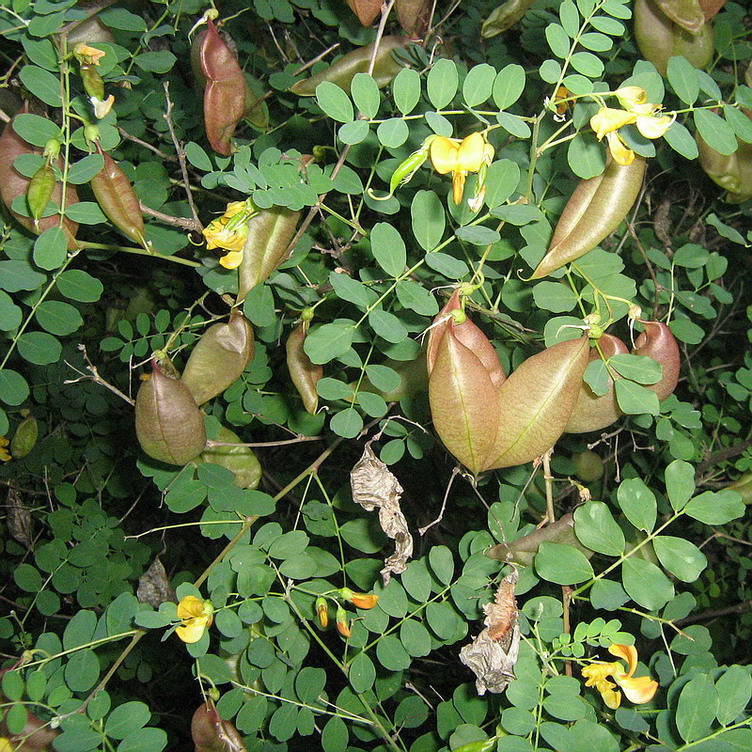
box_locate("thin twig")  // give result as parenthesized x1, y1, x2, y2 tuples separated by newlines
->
(163, 82, 202, 229)
(140, 202, 202, 233)
(64, 345, 135, 405)
(117, 127, 174, 160)
(206, 436, 324, 448)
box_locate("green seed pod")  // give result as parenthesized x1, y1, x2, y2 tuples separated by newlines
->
(487, 336, 589, 470)
(565, 333, 628, 434)
(286, 321, 323, 414)
(181, 311, 255, 405)
(481, 0, 536, 37)
(697, 116, 752, 203)
(200, 425, 261, 489)
(135, 359, 207, 465)
(90, 148, 147, 247)
(634, 0, 714, 77)
(290, 36, 408, 96)
(0, 114, 79, 248)
(237, 207, 301, 302)
(26, 163, 55, 223)
(727, 472, 752, 504)
(632, 320, 680, 401)
(652, 0, 705, 32)
(428, 302, 503, 475)
(244, 73, 269, 130)
(573, 450, 606, 482)
(10, 416, 39, 459)
(531, 156, 646, 279)
(80, 64, 105, 101)
(198, 20, 247, 155)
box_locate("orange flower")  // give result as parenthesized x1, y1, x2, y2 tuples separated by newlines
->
(176, 596, 214, 643)
(316, 597, 329, 628)
(339, 587, 379, 609)
(335, 605, 351, 638)
(581, 643, 658, 710)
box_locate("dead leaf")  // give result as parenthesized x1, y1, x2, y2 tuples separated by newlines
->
(351, 443, 413, 584)
(6, 488, 33, 549)
(459, 569, 520, 695)
(137, 556, 177, 608)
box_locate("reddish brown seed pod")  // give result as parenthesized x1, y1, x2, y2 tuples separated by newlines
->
(286, 321, 323, 414)
(487, 335, 590, 470)
(632, 320, 680, 401)
(198, 20, 247, 155)
(565, 333, 628, 434)
(191, 701, 247, 752)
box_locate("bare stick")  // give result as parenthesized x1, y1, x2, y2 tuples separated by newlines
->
(65, 345, 134, 405)
(140, 202, 202, 233)
(419, 465, 459, 535)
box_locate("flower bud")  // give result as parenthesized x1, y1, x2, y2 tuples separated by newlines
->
(316, 597, 329, 628)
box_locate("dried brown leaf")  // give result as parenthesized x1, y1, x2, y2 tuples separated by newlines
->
(351, 444, 413, 583)
(6, 488, 33, 549)
(137, 556, 177, 608)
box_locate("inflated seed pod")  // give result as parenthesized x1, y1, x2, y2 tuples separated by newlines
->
(26, 162, 55, 223)
(290, 36, 408, 96)
(634, 0, 714, 77)
(0, 114, 79, 248)
(727, 472, 752, 504)
(236, 207, 301, 302)
(651, 0, 705, 32)
(135, 359, 207, 465)
(565, 333, 628, 434)
(90, 147, 147, 246)
(697, 112, 752, 203)
(429, 308, 502, 475)
(191, 701, 246, 752)
(396, 0, 432, 37)
(486, 336, 589, 470)
(10, 415, 39, 459)
(427, 289, 506, 388)
(531, 156, 646, 279)
(200, 425, 261, 489)
(64, 16, 115, 46)
(286, 321, 323, 414)
(346, 0, 382, 26)
(197, 20, 247, 155)
(481, 0, 536, 37)
(632, 320, 680, 401)
(181, 311, 255, 405)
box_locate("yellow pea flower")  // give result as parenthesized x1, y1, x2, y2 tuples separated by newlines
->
(202, 199, 257, 268)
(429, 132, 494, 205)
(176, 595, 214, 644)
(339, 587, 379, 609)
(0, 737, 14, 752)
(590, 108, 638, 140)
(614, 86, 658, 116)
(635, 114, 674, 140)
(0, 437, 10, 462)
(581, 643, 658, 710)
(605, 131, 636, 166)
(73, 43, 106, 66)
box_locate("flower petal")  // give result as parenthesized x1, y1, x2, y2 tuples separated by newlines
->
(590, 108, 637, 140)
(457, 132, 488, 172)
(636, 114, 674, 140)
(176, 620, 207, 643)
(177, 595, 206, 619)
(220, 250, 244, 269)
(430, 137, 460, 175)
(605, 132, 635, 166)
(608, 644, 638, 676)
(617, 675, 658, 705)
(452, 172, 466, 205)
(582, 662, 618, 686)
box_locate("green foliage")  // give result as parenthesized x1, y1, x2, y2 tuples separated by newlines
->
(1, 0, 752, 750)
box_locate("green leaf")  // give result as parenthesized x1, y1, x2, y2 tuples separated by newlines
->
(545, 24, 571, 58)
(351, 73, 380, 118)
(715, 665, 752, 725)
(492, 64, 525, 110)
(663, 121, 699, 159)
(411, 190, 445, 251)
(316, 82, 354, 123)
(579, 32, 612, 51)
(615, 380, 660, 415)
(117, 727, 167, 752)
(328, 271, 376, 309)
(35, 300, 84, 336)
(33, 227, 68, 270)
(684, 490, 745, 525)
(667, 55, 699, 104)
(567, 134, 606, 179)
(427, 58, 458, 109)
(664, 460, 695, 511)
(694, 109, 738, 156)
(724, 104, 752, 143)
(456, 226, 500, 245)
(65, 649, 100, 691)
(535, 542, 594, 585)
(376, 118, 408, 148)
(304, 320, 355, 364)
(425, 252, 469, 278)
(12, 113, 61, 148)
(321, 715, 349, 752)
(621, 557, 674, 610)
(0, 370, 30, 406)
(570, 51, 604, 78)
(134, 51, 177, 73)
(369, 309, 408, 343)
(463, 63, 496, 107)
(559, 0, 580, 36)
(349, 651, 376, 692)
(57, 270, 103, 302)
(653, 535, 706, 582)
(100, 7, 147, 31)
(19, 64, 62, 107)
(338, 120, 369, 145)
(483, 159, 521, 208)
(0, 291, 22, 331)
(532, 282, 577, 313)
(330, 407, 363, 438)
(393, 68, 421, 115)
(676, 674, 718, 742)
(105, 701, 151, 740)
(67, 154, 105, 184)
(574, 501, 625, 556)
(377, 634, 412, 670)
(429, 545, 455, 584)
(371, 222, 406, 276)
(17, 331, 62, 365)
(185, 142, 213, 171)
(66, 201, 108, 224)
(608, 354, 661, 384)
(400, 619, 433, 657)
(395, 280, 438, 315)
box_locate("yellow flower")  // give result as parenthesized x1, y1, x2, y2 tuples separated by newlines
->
(339, 587, 379, 609)
(635, 114, 673, 140)
(581, 643, 658, 710)
(203, 199, 257, 268)
(0, 437, 10, 462)
(73, 43, 106, 65)
(614, 86, 658, 116)
(91, 94, 115, 119)
(590, 108, 638, 140)
(605, 131, 635, 166)
(176, 596, 214, 644)
(429, 132, 494, 205)
(0, 737, 14, 752)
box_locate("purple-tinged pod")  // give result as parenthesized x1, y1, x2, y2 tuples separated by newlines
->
(632, 320, 680, 401)
(531, 157, 646, 279)
(487, 336, 590, 469)
(191, 701, 247, 752)
(181, 311, 255, 405)
(135, 359, 207, 465)
(286, 321, 323, 414)
(565, 333, 628, 434)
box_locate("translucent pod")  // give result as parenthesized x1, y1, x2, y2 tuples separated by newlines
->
(181, 311, 255, 405)
(486, 336, 590, 470)
(290, 36, 408, 96)
(565, 333, 628, 434)
(135, 359, 207, 465)
(531, 157, 646, 279)
(286, 321, 323, 414)
(200, 425, 261, 489)
(632, 320, 680, 401)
